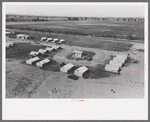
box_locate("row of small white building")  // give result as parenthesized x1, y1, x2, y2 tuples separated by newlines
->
(28, 45, 61, 57)
(105, 53, 130, 73)
(9, 33, 65, 44)
(60, 63, 88, 77)
(26, 57, 51, 67)
(26, 56, 88, 77)
(41, 37, 65, 44)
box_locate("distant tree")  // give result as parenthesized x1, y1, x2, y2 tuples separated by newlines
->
(123, 18, 126, 21)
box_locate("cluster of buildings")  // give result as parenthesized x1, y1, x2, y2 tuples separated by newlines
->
(26, 47, 89, 78)
(16, 34, 29, 39)
(28, 45, 61, 58)
(60, 63, 89, 77)
(26, 45, 62, 67)
(105, 53, 130, 74)
(40, 37, 65, 44)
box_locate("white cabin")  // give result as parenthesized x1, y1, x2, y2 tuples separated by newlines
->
(74, 66, 88, 77)
(36, 59, 51, 67)
(40, 37, 47, 41)
(16, 34, 29, 39)
(26, 57, 40, 65)
(73, 50, 83, 58)
(60, 63, 74, 73)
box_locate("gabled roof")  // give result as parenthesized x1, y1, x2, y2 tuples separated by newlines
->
(28, 57, 40, 62)
(38, 49, 45, 52)
(75, 66, 88, 73)
(45, 47, 53, 51)
(29, 51, 39, 55)
(113, 56, 126, 61)
(47, 38, 52, 40)
(41, 37, 47, 39)
(105, 64, 120, 70)
(52, 45, 60, 49)
(73, 50, 83, 54)
(17, 34, 29, 37)
(60, 39, 65, 42)
(53, 38, 58, 41)
(37, 58, 50, 65)
(109, 60, 123, 66)
(61, 63, 74, 70)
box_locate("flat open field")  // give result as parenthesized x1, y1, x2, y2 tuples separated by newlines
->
(7, 28, 133, 52)
(6, 20, 144, 40)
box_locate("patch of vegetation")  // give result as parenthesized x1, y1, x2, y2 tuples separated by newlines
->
(60, 62, 66, 67)
(6, 43, 60, 60)
(103, 55, 116, 65)
(138, 49, 144, 52)
(6, 43, 47, 59)
(66, 53, 76, 60)
(13, 77, 32, 93)
(67, 74, 79, 80)
(6, 19, 144, 41)
(42, 59, 60, 72)
(124, 57, 140, 67)
(67, 66, 80, 74)
(83, 64, 116, 79)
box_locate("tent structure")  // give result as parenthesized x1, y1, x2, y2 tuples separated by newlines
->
(105, 64, 120, 73)
(52, 45, 60, 50)
(46, 38, 53, 42)
(59, 39, 65, 43)
(52, 38, 59, 43)
(36, 58, 51, 67)
(16, 34, 29, 39)
(28, 51, 39, 57)
(60, 63, 74, 73)
(74, 66, 88, 77)
(38, 49, 46, 54)
(40, 37, 47, 41)
(45, 47, 53, 52)
(26, 57, 40, 65)
(109, 60, 123, 68)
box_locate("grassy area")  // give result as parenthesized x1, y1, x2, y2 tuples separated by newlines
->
(6, 43, 61, 60)
(124, 57, 140, 67)
(8, 28, 133, 51)
(12, 77, 32, 93)
(83, 65, 116, 79)
(103, 55, 116, 65)
(42, 59, 60, 72)
(6, 20, 144, 40)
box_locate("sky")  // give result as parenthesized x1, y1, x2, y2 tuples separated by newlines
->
(4, 3, 146, 17)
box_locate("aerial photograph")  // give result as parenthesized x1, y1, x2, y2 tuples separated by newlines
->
(5, 3, 145, 99)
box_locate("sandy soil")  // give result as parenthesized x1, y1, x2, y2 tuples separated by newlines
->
(5, 38, 144, 98)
